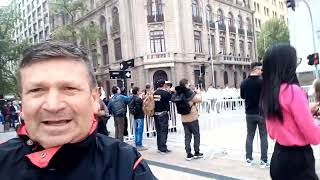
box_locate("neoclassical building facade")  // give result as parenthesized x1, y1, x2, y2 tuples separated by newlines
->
(52, 0, 257, 96)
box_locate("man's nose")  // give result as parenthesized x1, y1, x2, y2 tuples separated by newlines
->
(42, 90, 65, 113)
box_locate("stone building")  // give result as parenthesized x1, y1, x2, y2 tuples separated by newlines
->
(52, 0, 257, 96)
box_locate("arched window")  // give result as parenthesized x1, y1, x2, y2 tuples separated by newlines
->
(237, 15, 243, 29)
(192, 0, 199, 17)
(217, 9, 224, 25)
(227, 12, 234, 26)
(112, 7, 120, 31)
(224, 71, 228, 86)
(99, 16, 107, 34)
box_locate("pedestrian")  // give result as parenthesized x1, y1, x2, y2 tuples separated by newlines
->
(260, 43, 320, 180)
(129, 87, 148, 151)
(240, 62, 269, 168)
(8, 102, 17, 128)
(96, 87, 109, 136)
(108, 86, 131, 142)
(0, 41, 156, 180)
(121, 87, 129, 136)
(172, 78, 203, 160)
(153, 79, 172, 153)
(310, 79, 320, 118)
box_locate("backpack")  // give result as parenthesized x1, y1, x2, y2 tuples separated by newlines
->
(171, 93, 192, 115)
(110, 95, 127, 117)
(143, 92, 155, 117)
(128, 97, 136, 115)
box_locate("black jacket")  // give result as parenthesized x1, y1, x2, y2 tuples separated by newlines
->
(240, 75, 262, 115)
(0, 132, 157, 180)
(154, 88, 172, 112)
(132, 95, 144, 119)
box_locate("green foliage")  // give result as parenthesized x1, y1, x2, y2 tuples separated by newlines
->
(79, 22, 102, 49)
(257, 18, 290, 59)
(0, 7, 31, 96)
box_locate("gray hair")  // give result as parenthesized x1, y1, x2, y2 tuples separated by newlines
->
(17, 41, 97, 92)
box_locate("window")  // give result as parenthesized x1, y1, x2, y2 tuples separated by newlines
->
(112, 7, 120, 31)
(208, 35, 215, 55)
(219, 36, 226, 55)
(37, 7, 41, 16)
(230, 39, 236, 55)
(102, 45, 109, 65)
(24, 20, 27, 28)
(45, 26, 49, 39)
(258, 19, 261, 28)
(91, 49, 98, 67)
(156, 0, 163, 17)
(238, 15, 243, 29)
(247, 17, 252, 31)
(43, 1, 47, 12)
(224, 71, 228, 86)
(44, 14, 49, 24)
(206, 5, 214, 27)
(99, 16, 107, 34)
(267, 8, 269, 16)
(257, 3, 260, 12)
(28, 16, 31, 24)
(32, 0, 35, 9)
(23, 10, 25, 18)
(29, 27, 32, 36)
(114, 38, 122, 60)
(24, 30, 27, 38)
(194, 31, 202, 53)
(217, 9, 224, 25)
(248, 41, 253, 57)
(192, 0, 199, 17)
(38, 19, 42, 29)
(239, 40, 244, 56)
(33, 23, 37, 31)
(39, 31, 43, 40)
(19, 24, 22, 32)
(227, 12, 234, 26)
(34, 34, 38, 43)
(150, 30, 166, 53)
(147, 0, 153, 16)
(32, 11, 36, 21)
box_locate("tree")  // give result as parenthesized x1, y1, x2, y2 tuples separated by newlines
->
(257, 18, 290, 59)
(50, 0, 101, 48)
(0, 7, 30, 97)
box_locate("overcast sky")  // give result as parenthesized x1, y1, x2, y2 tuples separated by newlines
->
(0, 0, 11, 7)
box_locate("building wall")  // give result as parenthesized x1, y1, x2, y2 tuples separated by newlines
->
(11, 0, 50, 44)
(50, 0, 256, 95)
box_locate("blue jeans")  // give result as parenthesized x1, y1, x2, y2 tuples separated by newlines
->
(135, 118, 144, 146)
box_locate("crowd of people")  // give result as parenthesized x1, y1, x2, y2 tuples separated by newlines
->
(0, 100, 21, 129)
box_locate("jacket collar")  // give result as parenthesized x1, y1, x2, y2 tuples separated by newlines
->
(17, 117, 98, 168)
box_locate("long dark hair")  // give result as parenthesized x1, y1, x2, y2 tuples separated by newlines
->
(260, 43, 299, 122)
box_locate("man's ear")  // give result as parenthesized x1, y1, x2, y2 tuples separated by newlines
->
(91, 87, 100, 113)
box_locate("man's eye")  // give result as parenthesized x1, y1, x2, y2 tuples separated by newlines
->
(29, 88, 43, 93)
(65, 87, 78, 91)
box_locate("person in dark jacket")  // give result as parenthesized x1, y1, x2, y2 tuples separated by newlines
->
(131, 87, 148, 151)
(153, 79, 172, 153)
(0, 41, 156, 180)
(240, 62, 269, 168)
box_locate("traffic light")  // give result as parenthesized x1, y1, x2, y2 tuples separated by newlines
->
(286, 0, 296, 11)
(307, 53, 319, 65)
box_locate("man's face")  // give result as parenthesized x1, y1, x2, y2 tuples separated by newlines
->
(20, 58, 100, 148)
(254, 66, 263, 76)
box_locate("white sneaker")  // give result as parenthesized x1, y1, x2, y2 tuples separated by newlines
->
(260, 160, 270, 168)
(246, 159, 253, 166)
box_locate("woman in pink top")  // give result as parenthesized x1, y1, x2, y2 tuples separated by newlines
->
(260, 44, 320, 180)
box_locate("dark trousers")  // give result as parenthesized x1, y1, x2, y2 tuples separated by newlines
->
(154, 113, 169, 151)
(124, 116, 128, 136)
(114, 117, 125, 142)
(182, 120, 200, 154)
(271, 143, 319, 180)
(245, 114, 268, 161)
(97, 118, 108, 136)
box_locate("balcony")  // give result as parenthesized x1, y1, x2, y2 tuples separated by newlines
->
(147, 14, 164, 23)
(238, 28, 245, 35)
(218, 23, 226, 31)
(217, 54, 251, 65)
(229, 25, 236, 33)
(192, 16, 202, 24)
(147, 52, 171, 59)
(247, 30, 253, 37)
